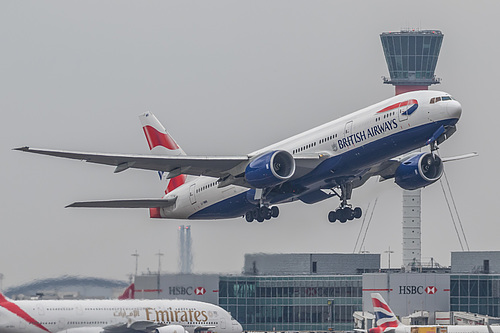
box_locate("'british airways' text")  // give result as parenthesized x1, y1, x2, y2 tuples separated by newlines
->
(338, 119, 398, 150)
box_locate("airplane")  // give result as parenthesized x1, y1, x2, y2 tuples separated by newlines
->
(15, 90, 472, 223)
(0, 290, 243, 333)
(369, 293, 500, 333)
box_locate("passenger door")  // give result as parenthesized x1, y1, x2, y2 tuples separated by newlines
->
(189, 184, 197, 205)
(399, 101, 409, 122)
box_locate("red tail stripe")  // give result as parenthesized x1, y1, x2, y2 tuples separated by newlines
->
(118, 283, 135, 300)
(149, 207, 162, 218)
(166, 174, 187, 194)
(143, 125, 179, 150)
(372, 298, 392, 313)
(0, 294, 50, 332)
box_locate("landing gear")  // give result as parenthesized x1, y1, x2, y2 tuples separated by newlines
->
(327, 182, 363, 223)
(328, 206, 362, 223)
(245, 206, 279, 223)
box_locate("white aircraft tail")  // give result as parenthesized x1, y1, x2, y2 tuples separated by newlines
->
(371, 293, 401, 332)
(139, 112, 188, 194)
(139, 112, 188, 218)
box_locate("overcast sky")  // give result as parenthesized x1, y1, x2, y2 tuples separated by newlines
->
(1, 1, 499, 289)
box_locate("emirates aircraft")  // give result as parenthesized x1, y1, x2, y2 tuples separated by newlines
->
(0, 291, 242, 333)
(16, 90, 471, 222)
(369, 293, 500, 333)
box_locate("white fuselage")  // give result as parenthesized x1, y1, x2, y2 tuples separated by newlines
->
(392, 324, 500, 333)
(157, 90, 461, 219)
(0, 298, 242, 333)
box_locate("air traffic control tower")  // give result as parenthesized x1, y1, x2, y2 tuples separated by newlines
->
(380, 29, 443, 95)
(380, 29, 444, 271)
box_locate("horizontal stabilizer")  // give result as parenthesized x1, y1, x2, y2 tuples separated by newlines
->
(66, 198, 176, 208)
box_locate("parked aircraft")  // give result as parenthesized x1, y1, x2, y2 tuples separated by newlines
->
(370, 293, 499, 333)
(0, 291, 242, 333)
(16, 90, 471, 222)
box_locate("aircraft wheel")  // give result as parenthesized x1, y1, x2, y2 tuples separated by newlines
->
(255, 209, 265, 223)
(353, 207, 362, 219)
(271, 206, 279, 218)
(245, 211, 254, 223)
(346, 208, 355, 221)
(261, 207, 272, 220)
(328, 211, 336, 223)
(338, 209, 348, 223)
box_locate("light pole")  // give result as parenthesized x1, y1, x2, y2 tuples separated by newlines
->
(384, 247, 394, 270)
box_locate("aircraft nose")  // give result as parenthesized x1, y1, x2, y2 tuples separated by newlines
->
(447, 100, 462, 119)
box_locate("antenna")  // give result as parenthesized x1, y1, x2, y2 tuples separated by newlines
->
(131, 250, 139, 277)
(156, 250, 164, 298)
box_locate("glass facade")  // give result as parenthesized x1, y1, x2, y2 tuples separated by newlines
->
(218, 276, 363, 331)
(380, 30, 443, 85)
(450, 275, 500, 317)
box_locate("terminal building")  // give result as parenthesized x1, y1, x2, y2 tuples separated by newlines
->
(134, 251, 500, 332)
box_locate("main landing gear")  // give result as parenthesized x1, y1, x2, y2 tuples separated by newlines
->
(328, 182, 363, 223)
(328, 206, 362, 223)
(245, 206, 279, 223)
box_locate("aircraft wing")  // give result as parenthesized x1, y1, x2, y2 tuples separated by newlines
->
(14, 146, 326, 185)
(15, 146, 249, 178)
(194, 325, 217, 332)
(370, 151, 478, 183)
(100, 321, 162, 332)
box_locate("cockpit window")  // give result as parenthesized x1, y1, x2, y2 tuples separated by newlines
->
(430, 96, 453, 104)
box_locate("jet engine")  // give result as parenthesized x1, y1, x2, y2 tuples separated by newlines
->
(395, 152, 443, 190)
(245, 150, 295, 188)
(155, 325, 189, 333)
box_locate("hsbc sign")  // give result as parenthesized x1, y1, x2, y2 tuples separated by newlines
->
(399, 285, 438, 294)
(169, 286, 207, 296)
(195, 287, 206, 295)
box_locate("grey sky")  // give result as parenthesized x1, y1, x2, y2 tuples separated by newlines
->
(1, 1, 499, 289)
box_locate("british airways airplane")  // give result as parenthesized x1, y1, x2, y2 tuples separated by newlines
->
(0, 291, 242, 333)
(16, 90, 468, 223)
(369, 293, 500, 333)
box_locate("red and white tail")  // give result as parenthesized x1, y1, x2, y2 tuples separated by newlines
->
(118, 283, 135, 300)
(370, 293, 401, 333)
(139, 112, 187, 218)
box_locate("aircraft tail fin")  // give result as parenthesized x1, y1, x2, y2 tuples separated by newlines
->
(371, 293, 401, 330)
(139, 112, 187, 218)
(139, 112, 187, 156)
(118, 283, 135, 300)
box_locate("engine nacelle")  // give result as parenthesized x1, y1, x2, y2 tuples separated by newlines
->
(395, 152, 443, 190)
(155, 325, 188, 333)
(245, 150, 295, 188)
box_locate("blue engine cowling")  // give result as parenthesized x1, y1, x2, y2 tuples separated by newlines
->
(395, 152, 443, 190)
(245, 150, 296, 188)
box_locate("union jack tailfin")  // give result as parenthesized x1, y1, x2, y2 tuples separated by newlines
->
(371, 293, 400, 332)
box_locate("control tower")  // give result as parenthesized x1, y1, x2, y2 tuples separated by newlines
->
(380, 29, 443, 95)
(380, 29, 444, 271)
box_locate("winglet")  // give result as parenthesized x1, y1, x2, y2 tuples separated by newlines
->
(13, 146, 30, 152)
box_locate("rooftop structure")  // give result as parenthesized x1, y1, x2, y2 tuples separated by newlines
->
(380, 29, 443, 95)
